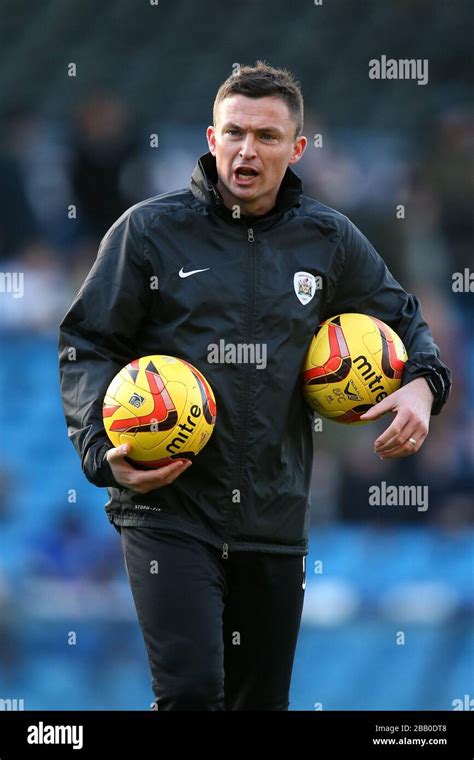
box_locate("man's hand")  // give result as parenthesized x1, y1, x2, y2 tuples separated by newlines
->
(359, 377, 435, 459)
(107, 444, 192, 493)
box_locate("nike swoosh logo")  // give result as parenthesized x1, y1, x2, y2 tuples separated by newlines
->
(178, 267, 210, 278)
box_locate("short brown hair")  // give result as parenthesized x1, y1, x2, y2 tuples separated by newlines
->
(213, 61, 304, 139)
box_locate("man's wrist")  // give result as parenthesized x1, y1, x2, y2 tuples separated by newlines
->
(410, 375, 436, 407)
(421, 374, 437, 404)
(401, 361, 450, 416)
(412, 371, 442, 411)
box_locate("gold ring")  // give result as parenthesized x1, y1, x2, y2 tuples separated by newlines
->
(408, 437, 417, 448)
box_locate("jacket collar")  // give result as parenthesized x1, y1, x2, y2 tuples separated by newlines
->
(190, 152, 303, 223)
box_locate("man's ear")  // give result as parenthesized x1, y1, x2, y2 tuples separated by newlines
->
(289, 135, 308, 165)
(207, 126, 216, 155)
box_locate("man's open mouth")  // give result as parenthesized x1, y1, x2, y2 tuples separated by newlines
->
(235, 168, 258, 177)
(233, 167, 259, 183)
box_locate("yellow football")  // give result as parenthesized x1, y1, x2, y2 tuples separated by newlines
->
(302, 313, 408, 423)
(103, 355, 217, 467)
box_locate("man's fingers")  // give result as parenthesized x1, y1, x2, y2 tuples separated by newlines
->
(359, 397, 394, 421)
(106, 443, 131, 462)
(134, 460, 191, 484)
(377, 430, 428, 458)
(375, 415, 428, 456)
(373, 412, 411, 453)
(106, 445, 193, 492)
(129, 460, 192, 492)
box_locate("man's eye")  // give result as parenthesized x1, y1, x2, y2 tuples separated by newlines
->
(261, 134, 276, 141)
(225, 129, 240, 136)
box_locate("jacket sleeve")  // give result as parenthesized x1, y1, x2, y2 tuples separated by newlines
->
(58, 209, 154, 487)
(320, 217, 452, 414)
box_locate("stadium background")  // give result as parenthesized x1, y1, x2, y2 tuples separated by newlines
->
(0, 0, 472, 710)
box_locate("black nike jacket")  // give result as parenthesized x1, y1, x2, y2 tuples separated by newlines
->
(58, 152, 451, 557)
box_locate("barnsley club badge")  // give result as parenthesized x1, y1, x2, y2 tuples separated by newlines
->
(294, 271, 317, 305)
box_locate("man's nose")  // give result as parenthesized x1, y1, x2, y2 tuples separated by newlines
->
(239, 134, 257, 159)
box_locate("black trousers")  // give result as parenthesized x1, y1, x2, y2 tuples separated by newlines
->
(120, 526, 306, 710)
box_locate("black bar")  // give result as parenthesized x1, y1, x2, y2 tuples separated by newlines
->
(0, 710, 472, 757)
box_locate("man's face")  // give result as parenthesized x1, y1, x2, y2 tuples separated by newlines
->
(207, 94, 307, 216)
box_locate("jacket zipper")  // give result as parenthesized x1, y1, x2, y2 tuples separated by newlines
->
(222, 225, 256, 560)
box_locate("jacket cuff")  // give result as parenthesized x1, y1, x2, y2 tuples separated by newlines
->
(401, 355, 452, 416)
(83, 443, 124, 489)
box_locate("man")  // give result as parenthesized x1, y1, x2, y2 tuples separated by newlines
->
(58, 62, 451, 710)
